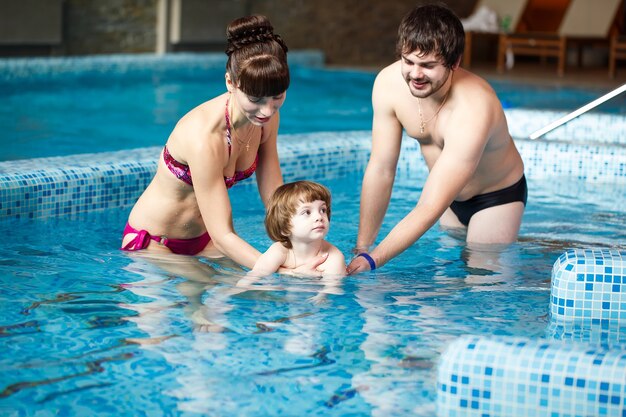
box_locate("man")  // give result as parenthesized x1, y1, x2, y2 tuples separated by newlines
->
(347, 4, 526, 274)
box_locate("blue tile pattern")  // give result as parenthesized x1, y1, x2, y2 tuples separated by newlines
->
(437, 335, 626, 417)
(2, 123, 626, 219)
(505, 109, 626, 146)
(548, 318, 626, 350)
(550, 249, 626, 323)
(0, 132, 374, 220)
(548, 249, 626, 350)
(518, 140, 626, 182)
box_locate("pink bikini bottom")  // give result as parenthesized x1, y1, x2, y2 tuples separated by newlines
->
(121, 223, 211, 256)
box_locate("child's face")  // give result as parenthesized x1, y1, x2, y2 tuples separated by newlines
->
(288, 199, 329, 243)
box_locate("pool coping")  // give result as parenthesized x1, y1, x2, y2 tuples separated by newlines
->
(1, 125, 626, 220)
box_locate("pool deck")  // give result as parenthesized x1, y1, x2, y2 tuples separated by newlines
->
(470, 61, 626, 91)
(333, 60, 626, 91)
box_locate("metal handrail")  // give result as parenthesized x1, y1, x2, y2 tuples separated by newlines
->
(529, 83, 626, 140)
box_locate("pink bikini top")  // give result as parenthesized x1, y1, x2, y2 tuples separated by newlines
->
(162, 98, 260, 189)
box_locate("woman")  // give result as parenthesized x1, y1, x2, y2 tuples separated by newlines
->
(122, 15, 324, 273)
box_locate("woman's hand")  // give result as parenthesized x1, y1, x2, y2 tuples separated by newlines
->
(288, 253, 329, 277)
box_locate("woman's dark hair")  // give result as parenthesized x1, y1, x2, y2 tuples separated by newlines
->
(225, 15, 289, 97)
(396, 3, 465, 69)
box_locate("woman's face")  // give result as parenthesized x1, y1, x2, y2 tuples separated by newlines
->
(226, 73, 287, 125)
(233, 88, 287, 126)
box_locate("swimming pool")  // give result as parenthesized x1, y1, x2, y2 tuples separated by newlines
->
(0, 164, 623, 416)
(1, 53, 626, 416)
(1, 53, 625, 161)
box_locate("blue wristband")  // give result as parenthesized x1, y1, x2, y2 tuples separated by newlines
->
(357, 253, 377, 271)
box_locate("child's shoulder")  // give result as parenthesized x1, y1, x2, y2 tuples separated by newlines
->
(264, 242, 289, 262)
(322, 241, 345, 261)
(267, 241, 289, 255)
(319, 241, 346, 276)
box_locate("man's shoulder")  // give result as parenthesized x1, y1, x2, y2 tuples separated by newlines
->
(376, 60, 401, 78)
(454, 69, 496, 96)
(373, 61, 404, 102)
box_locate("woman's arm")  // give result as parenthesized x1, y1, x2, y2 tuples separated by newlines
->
(187, 128, 261, 269)
(255, 112, 283, 206)
(249, 243, 288, 276)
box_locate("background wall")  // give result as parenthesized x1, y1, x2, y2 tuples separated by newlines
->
(64, 0, 157, 55)
(0, 0, 477, 67)
(250, 0, 475, 66)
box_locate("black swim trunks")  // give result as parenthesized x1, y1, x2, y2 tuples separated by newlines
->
(449, 175, 527, 226)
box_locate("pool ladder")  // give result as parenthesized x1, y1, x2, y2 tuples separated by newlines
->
(529, 83, 626, 140)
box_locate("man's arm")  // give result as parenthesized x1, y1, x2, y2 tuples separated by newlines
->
(366, 93, 495, 269)
(354, 70, 404, 253)
(367, 148, 478, 268)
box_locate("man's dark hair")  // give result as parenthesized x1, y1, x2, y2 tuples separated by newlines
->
(396, 3, 465, 69)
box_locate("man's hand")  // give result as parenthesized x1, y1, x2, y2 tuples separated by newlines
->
(351, 245, 371, 256)
(346, 255, 372, 275)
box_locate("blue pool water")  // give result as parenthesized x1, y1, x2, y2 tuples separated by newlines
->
(1, 169, 625, 416)
(1, 53, 625, 161)
(1, 53, 626, 416)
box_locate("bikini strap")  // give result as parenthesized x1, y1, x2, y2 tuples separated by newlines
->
(225, 97, 232, 158)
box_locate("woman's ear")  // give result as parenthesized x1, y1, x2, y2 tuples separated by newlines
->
(225, 72, 234, 92)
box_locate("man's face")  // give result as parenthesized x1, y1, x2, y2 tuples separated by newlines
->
(400, 50, 451, 99)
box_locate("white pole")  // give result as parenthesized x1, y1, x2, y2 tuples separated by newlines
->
(156, 0, 169, 55)
(529, 84, 626, 140)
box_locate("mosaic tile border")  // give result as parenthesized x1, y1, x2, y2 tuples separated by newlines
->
(0, 132, 372, 219)
(548, 319, 626, 351)
(550, 249, 626, 323)
(437, 335, 626, 417)
(505, 109, 626, 146)
(519, 139, 626, 182)
(1, 130, 626, 220)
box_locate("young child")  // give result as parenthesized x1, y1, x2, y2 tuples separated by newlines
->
(250, 180, 346, 277)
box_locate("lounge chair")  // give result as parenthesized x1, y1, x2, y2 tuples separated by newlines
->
(497, 0, 623, 76)
(609, 34, 626, 77)
(608, 4, 626, 77)
(462, 0, 527, 68)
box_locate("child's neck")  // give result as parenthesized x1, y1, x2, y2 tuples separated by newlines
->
(290, 239, 324, 267)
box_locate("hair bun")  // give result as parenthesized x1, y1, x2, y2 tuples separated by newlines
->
(226, 15, 285, 56)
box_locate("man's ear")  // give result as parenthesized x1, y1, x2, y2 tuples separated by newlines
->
(451, 57, 461, 71)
